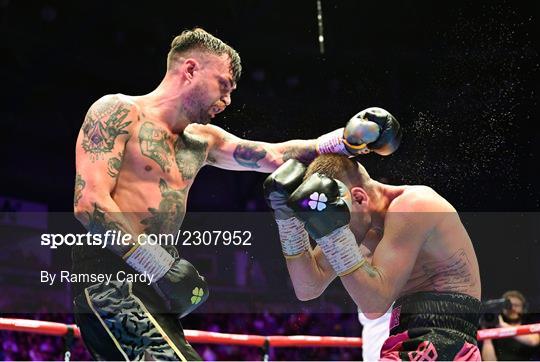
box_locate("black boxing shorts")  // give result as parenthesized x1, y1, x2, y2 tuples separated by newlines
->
(380, 291, 481, 361)
(73, 281, 201, 361)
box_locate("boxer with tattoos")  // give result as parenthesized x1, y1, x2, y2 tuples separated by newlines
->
(264, 155, 481, 361)
(72, 28, 401, 360)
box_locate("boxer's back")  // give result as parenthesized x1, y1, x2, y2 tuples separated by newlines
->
(393, 186, 481, 300)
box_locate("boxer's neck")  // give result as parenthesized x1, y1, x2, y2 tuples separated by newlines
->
(139, 75, 191, 133)
(367, 181, 406, 229)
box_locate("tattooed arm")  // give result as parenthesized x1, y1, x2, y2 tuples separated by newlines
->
(193, 124, 318, 172)
(74, 94, 138, 255)
(285, 240, 377, 301)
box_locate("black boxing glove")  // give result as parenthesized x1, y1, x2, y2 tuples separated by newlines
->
(288, 173, 365, 276)
(124, 240, 208, 317)
(317, 107, 402, 156)
(263, 159, 307, 220)
(344, 107, 402, 156)
(263, 159, 311, 257)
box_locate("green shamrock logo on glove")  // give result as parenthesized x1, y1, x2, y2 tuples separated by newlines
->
(191, 287, 204, 304)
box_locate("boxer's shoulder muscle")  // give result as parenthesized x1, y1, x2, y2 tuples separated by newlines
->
(80, 94, 138, 155)
(391, 186, 454, 213)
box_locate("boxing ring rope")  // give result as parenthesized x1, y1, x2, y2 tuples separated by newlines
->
(1, 318, 540, 360)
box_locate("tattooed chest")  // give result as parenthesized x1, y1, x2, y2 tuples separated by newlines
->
(137, 122, 208, 181)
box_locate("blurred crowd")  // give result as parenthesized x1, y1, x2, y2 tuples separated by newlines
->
(1, 290, 540, 361)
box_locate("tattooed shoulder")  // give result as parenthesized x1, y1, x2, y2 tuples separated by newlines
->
(81, 94, 134, 161)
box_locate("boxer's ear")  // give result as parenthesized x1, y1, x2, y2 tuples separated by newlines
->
(181, 58, 198, 83)
(351, 187, 369, 207)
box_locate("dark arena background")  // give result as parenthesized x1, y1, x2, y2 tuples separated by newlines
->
(0, 0, 539, 361)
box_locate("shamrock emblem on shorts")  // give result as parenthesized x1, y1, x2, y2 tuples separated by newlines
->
(308, 192, 327, 211)
(191, 287, 205, 304)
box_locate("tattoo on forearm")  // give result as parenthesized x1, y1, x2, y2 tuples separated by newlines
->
(82, 97, 132, 161)
(84, 203, 127, 235)
(421, 248, 476, 293)
(74, 173, 85, 206)
(233, 142, 267, 168)
(107, 151, 123, 178)
(361, 262, 379, 278)
(139, 122, 173, 173)
(140, 179, 187, 234)
(174, 132, 208, 180)
(282, 145, 318, 164)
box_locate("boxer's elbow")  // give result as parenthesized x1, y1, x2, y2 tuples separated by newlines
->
(293, 284, 324, 301)
(73, 193, 110, 225)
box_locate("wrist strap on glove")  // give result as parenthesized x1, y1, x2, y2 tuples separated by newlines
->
(123, 236, 174, 282)
(317, 128, 352, 156)
(317, 225, 365, 276)
(275, 217, 311, 258)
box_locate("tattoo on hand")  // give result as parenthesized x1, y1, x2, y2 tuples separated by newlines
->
(139, 122, 173, 173)
(82, 97, 132, 161)
(107, 151, 123, 178)
(233, 142, 267, 168)
(74, 173, 85, 206)
(141, 179, 187, 234)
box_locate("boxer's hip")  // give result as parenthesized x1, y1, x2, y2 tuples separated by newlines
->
(380, 291, 481, 361)
(73, 280, 200, 361)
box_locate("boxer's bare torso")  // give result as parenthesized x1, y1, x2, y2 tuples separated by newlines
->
(75, 93, 317, 255)
(75, 94, 210, 237)
(291, 182, 481, 314)
(370, 185, 481, 300)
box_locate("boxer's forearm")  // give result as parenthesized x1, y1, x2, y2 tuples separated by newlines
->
(229, 139, 318, 172)
(285, 250, 335, 301)
(74, 194, 138, 255)
(340, 262, 395, 318)
(270, 139, 318, 166)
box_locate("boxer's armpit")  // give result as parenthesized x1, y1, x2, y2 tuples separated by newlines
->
(232, 142, 267, 168)
(107, 151, 124, 178)
(81, 95, 133, 161)
(74, 173, 86, 207)
(174, 132, 208, 179)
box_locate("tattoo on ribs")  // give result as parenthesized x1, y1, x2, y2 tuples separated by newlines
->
(107, 151, 123, 178)
(82, 97, 132, 160)
(282, 145, 318, 164)
(233, 142, 267, 169)
(73, 173, 85, 206)
(421, 248, 476, 292)
(140, 179, 187, 234)
(174, 132, 208, 180)
(139, 122, 173, 173)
